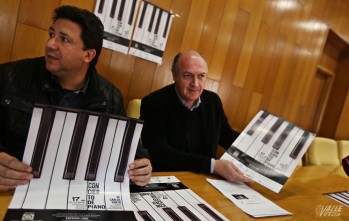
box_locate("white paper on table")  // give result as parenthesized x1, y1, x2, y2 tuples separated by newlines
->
(206, 178, 292, 218)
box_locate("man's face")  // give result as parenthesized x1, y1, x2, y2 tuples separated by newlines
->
(45, 18, 89, 77)
(173, 52, 207, 108)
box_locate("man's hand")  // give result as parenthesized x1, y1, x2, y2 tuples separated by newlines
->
(213, 159, 253, 183)
(0, 152, 33, 192)
(128, 158, 152, 186)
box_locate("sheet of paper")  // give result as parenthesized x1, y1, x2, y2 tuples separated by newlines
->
(131, 176, 230, 221)
(221, 109, 315, 193)
(207, 178, 292, 218)
(4, 105, 141, 221)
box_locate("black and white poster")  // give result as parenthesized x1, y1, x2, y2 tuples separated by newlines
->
(128, 0, 174, 64)
(95, 0, 141, 54)
(4, 104, 143, 221)
(221, 110, 315, 193)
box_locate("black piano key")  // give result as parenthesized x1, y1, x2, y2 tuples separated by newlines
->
(98, 0, 105, 14)
(261, 118, 283, 144)
(178, 206, 200, 221)
(273, 123, 294, 150)
(110, 0, 118, 18)
(198, 203, 225, 221)
(85, 116, 109, 181)
(128, 0, 137, 25)
(154, 9, 163, 35)
(247, 111, 269, 135)
(163, 12, 171, 38)
(163, 207, 183, 221)
(148, 6, 157, 32)
(289, 131, 310, 159)
(63, 112, 89, 180)
(117, 0, 126, 21)
(31, 107, 56, 178)
(138, 1, 148, 28)
(114, 120, 136, 182)
(138, 211, 155, 221)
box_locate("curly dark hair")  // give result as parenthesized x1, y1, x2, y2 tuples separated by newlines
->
(53, 5, 104, 66)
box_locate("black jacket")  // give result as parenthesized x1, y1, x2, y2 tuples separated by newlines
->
(140, 84, 240, 173)
(0, 57, 147, 160)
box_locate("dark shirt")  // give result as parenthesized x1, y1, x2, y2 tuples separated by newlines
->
(140, 84, 239, 173)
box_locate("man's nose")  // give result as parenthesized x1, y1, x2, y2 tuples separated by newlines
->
(46, 37, 58, 49)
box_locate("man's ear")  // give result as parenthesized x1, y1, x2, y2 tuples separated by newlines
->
(84, 49, 96, 63)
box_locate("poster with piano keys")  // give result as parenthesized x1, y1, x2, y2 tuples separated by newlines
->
(4, 104, 143, 221)
(221, 110, 315, 193)
(95, 0, 140, 54)
(130, 176, 230, 221)
(129, 0, 174, 64)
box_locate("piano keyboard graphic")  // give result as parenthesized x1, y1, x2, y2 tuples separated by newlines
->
(228, 110, 314, 178)
(95, 0, 141, 54)
(131, 187, 228, 221)
(129, 0, 174, 64)
(9, 104, 143, 210)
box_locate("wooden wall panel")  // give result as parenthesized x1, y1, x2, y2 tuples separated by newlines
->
(18, 0, 60, 30)
(208, 0, 239, 81)
(1, 0, 349, 139)
(0, 0, 20, 63)
(11, 24, 47, 61)
(180, 0, 209, 50)
(61, 0, 95, 11)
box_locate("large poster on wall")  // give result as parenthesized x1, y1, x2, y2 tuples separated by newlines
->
(94, 0, 140, 54)
(129, 0, 174, 64)
(94, 0, 174, 64)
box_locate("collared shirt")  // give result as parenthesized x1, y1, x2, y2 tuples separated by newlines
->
(174, 86, 201, 111)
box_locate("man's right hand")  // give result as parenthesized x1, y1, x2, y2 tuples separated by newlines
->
(213, 159, 253, 183)
(0, 152, 33, 192)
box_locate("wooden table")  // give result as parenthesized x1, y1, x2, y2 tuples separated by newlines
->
(1, 166, 349, 220)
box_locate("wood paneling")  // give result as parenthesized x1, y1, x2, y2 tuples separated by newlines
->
(11, 23, 47, 61)
(1, 0, 349, 139)
(18, 0, 60, 30)
(0, 0, 20, 63)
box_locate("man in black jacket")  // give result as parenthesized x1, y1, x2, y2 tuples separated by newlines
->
(0, 5, 152, 191)
(140, 50, 252, 183)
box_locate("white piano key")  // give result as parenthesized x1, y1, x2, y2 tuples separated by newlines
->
(124, 0, 139, 37)
(274, 128, 303, 174)
(46, 112, 78, 209)
(118, 122, 143, 211)
(184, 189, 228, 221)
(233, 110, 270, 152)
(94, 0, 107, 24)
(284, 132, 314, 176)
(133, 1, 148, 43)
(105, 120, 127, 210)
(22, 111, 66, 209)
(139, 3, 153, 46)
(139, 192, 184, 221)
(244, 115, 276, 157)
(153, 191, 191, 221)
(110, 0, 123, 35)
(68, 115, 99, 210)
(131, 192, 164, 220)
(255, 121, 288, 166)
(166, 190, 210, 221)
(87, 118, 118, 210)
(9, 107, 43, 209)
